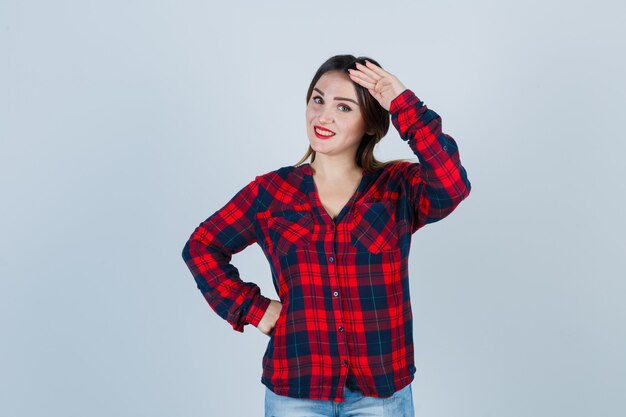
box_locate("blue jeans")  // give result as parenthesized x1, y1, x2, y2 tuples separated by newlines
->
(264, 383, 414, 417)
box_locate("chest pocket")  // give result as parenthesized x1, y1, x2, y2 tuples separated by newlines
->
(266, 209, 314, 255)
(350, 201, 399, 254)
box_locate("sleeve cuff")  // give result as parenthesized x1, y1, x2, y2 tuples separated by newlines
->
(389, 89, 421, 113)
(243, 294, 272, 328)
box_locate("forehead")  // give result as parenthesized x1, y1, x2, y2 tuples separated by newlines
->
(314, 71, 358, 98)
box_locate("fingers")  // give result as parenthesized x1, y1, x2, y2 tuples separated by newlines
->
(348, 70, 377, 89)
(357, 61, 391, 80)
(363, 60, 390, 77)
(354, 62, 382, 81)
(349, 61, 394, 88)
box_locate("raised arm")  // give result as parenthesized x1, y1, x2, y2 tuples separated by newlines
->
(181, 178, 272, 332)
(349, 60, 471, 232)
(390, 89, 471, 230)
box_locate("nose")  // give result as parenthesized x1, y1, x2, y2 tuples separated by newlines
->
(318, 108, 333, 124)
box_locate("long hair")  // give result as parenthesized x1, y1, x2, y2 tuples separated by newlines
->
(294, 54, 412, 173)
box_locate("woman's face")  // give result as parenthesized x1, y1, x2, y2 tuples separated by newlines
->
(306, 71, 369, 159)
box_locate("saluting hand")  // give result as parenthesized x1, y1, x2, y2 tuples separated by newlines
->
(348, 61, 407, 111)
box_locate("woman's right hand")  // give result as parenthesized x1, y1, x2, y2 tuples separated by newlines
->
(256, 299, 282, 336)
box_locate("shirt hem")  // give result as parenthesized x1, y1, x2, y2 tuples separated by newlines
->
(261, 371, 416, 402)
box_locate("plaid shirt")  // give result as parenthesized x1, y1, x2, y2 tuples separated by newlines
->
(182, 89, 471, 402)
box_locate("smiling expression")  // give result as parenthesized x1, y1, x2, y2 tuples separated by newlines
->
(306, 71, 370, 158)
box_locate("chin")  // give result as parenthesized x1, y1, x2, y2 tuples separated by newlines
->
(310, 142, 330, 154)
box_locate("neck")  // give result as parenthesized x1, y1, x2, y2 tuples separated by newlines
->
(309, 153, 361, 181)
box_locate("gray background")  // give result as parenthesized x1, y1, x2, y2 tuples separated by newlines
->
(1, 0, 625, 416)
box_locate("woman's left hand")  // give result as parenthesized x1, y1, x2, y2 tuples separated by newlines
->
(348, 60, 407, 111)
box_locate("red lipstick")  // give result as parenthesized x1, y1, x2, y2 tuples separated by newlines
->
(314, 125, 336, 140)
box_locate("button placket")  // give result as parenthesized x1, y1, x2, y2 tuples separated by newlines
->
(302, 163, 371, 394)
(325, 220, 350, 383)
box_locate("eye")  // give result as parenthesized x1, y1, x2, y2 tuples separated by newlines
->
(312, 96, 323, 104)
(338, 104, 352, 112)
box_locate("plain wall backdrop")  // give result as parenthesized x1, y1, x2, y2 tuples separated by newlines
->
(1, 0, 625, 416)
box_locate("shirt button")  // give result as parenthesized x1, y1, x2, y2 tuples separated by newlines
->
(338, 326, 344, 332)
(443, 145, 448, 151)
(329, 256, 335, 263)
(333, 291, 339, 297)
(342, 359, 348, 366)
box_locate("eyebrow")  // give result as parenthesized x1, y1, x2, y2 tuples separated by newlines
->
(313, 88, 359, 106)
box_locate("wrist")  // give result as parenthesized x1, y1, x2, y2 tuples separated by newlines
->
(389, 89, 417, 113)
(245, 294, 272, 328)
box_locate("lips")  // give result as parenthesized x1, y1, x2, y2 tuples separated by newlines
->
(314, 125, 336, 139)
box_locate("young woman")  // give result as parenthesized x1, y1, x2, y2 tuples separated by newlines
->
(182, 54, 471, 417)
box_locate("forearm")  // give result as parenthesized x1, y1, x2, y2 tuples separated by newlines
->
(181, 177, 271, 332)
(390, 89, 471, 227)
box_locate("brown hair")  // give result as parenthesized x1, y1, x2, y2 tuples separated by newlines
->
(294, 54, 412, 173)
